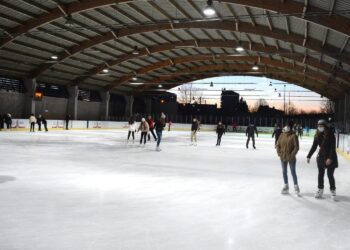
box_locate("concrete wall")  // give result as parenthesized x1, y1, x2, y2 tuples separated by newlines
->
(77, 101, 100, 120)
(35, 96, 68, 119)
(0, 91, 25, 117)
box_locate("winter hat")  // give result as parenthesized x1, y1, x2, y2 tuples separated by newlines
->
(318, 119, 329, 127)
(141, 118, 146, 122)
(161, 113, 166, 119)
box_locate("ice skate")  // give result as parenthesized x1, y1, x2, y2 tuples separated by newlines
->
(155, 146, 162, 152)
(331, 190, 337, 201)
(281, 184, 289, 195)
(294, 185, 301, 196)
(315, 189, 324, 199)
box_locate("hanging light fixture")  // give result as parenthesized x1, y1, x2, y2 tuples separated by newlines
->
(252, 63, 259, 71)
(132, 46, 139, 55)
(158, 84, 163, 88)
(235, 41, 244, 52)
(102, 68, 109, 73)
(50, 55, 58, 60)
(210, 81, 214, 87)
(64, 14, 75, 28)
(203, 0, 216, 16)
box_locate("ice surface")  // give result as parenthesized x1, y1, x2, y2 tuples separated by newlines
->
(0, 129, 350, 250)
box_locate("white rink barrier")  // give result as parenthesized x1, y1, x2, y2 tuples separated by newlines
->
(2, 119, 317, 135)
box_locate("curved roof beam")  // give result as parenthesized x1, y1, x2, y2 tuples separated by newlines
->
(1, 0, 350, 48)
(102, 55, 344, 95)
(28, 20, 350, 78)
(73, 39, 349, 85)
(133, 64, 341, 99)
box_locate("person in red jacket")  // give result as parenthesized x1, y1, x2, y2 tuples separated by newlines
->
(147, 115, 157, 141)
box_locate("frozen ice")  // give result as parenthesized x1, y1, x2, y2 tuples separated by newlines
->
(0, 129, 350, 250)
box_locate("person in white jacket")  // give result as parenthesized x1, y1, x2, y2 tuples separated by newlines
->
(29, 114, 37, 132)
(127, 117, 136, 143)
(138, 118, 149, 145)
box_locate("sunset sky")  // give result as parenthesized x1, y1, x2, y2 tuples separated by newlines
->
(169, 76, 327, 112)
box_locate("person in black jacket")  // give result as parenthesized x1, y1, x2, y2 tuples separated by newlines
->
(272, 123, 282, 146)
(216, 121, 225, 146)
(155, 113, 166, 151)
(307, 119, 338, 199)
(191, 118, 199, 146)
(42, 115, 48, 132)
(65, 114, 70, 130)
(5, 113, 12, 129)
(37, 115, 42, 131)
(0, 114, 4, 130)
(246, 123, 258, 149)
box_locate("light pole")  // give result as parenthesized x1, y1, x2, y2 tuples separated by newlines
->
(284, 84, 286, 114)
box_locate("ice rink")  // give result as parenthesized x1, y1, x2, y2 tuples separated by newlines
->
(0, 129, 350, 250)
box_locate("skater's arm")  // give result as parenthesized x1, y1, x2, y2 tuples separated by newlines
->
(307, 136, 318, 159)
(276, 137, 281, 156)
(291, 135, 299, 157)
(255, 126, 258, 137)
(327, 134, 337, 163)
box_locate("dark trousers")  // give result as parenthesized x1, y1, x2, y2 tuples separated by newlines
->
(6, 122, 10, 129)
(148, 128, 157, 141)
(140, 132, 147, 144)
(127, 131, 135, 140)
(65, 120, 69, 130)
(38, 122, 42, 131)
(317, 157, 336, 190)
(156, 131, 162, 147)
(246, 135, 255, 148)
(217, 133, 223, 145)
(43, 123, 48, 132)
(30, 122, 35, 132)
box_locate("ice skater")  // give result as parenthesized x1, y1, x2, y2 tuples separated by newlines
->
(65, 114, 70, 130)
(138, 118, 149, 145)
(297, 124, 303, 139)
(155, 113, 166, 151)
(37, 114, 42, 131)
(246, 123, 258, 149)
(272, 123, 282, 146)
(276, 121, 300, 195)
(307, 119, 338, 199)
(4, 113, 12, 129)
(216, 121, 225, 146)
(190, 118, 199, 146)
(127, 117, 136, 143)
(29, 114, 36, 132)
(147, 115, 157, 141)
(168, 120, 172, 131)
(42, 115, 48, 132)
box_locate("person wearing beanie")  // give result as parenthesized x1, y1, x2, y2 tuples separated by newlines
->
(138, 117, 149, 145)
(147, 115, 157, 142)
(29, 114, 37, 132)
(154, 114, 166, 151)
(276, 121, 300, 195)
(246, 122, 258, 149)
(216, 121, 225, 146)
(307, 119, 338, 199)
(190, 117, 199, 146)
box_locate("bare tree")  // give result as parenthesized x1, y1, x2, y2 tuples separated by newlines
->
(252, 98, 269, 112)
(178, 83, 204, 104)
(286, 102, 299, 115)
(320, 100, 335, 114)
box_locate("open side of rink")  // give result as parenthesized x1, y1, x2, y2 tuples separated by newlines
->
(0, 129, 350, 250)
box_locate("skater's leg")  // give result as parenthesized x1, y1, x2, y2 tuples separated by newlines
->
(147, 133, 150, 141)
(281, 161, 288, 185)
(191, 131, 195, 142)
(132, 132, 135, 140)
(156, 131, 162, 147)
(194, 131, 197, 142)
(218, 134, 222, 145)
(317, 158, 326, 190)
(327, 166, 336, 191)
(246, 136, 250, 148)
(289, 160, 298, 186)
(151, 129, 157, 140)
(127, 131, 131, 140)
(252, 136, 256, 148)
(143, 132, 147, 144)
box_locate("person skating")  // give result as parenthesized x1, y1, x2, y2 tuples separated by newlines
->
(147, 115, 157, 141)
(65, 114, 70, 130)
(154, 113, 166, 151)
(5, 113, 12, 129)
(168, 120, 172, 131)
(138, 118, 149, 145)
(272, 123, 282, 146)
(29, 114, 36, 132)
(297, 124, 303, 139)
(216, 121, 225, 146)
(0, 114, 4, 131)
(42, 115, 48, 132)
(276, 121, 300, 195)
(127, 117, 136, 143)
(190, 118, 199, 146)
(246, 123, 258, 149)
(37, 114, 42, 131)
(307, 119, 338, 200)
